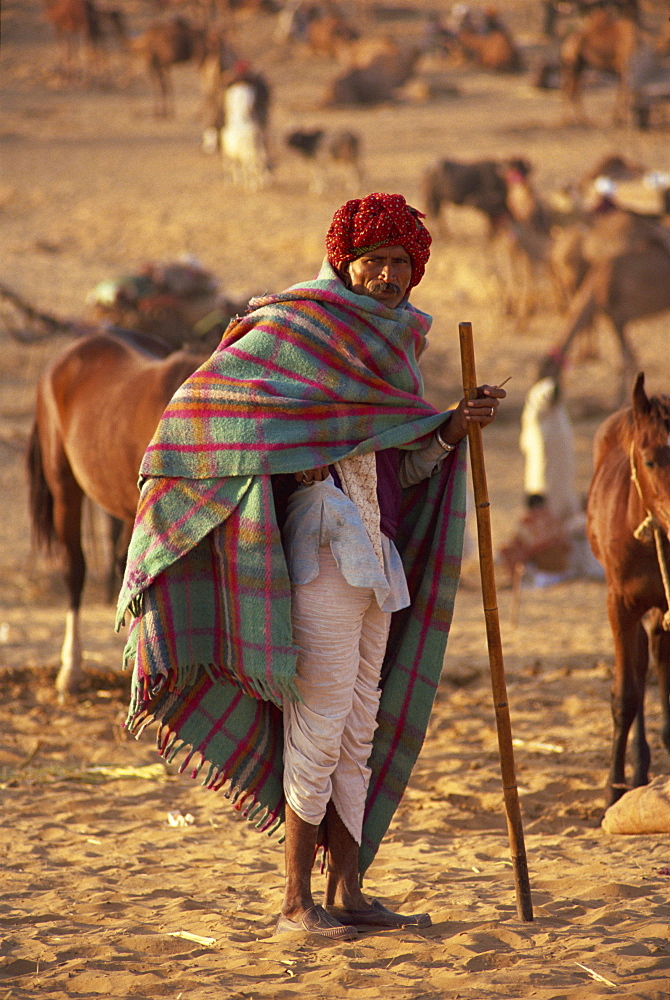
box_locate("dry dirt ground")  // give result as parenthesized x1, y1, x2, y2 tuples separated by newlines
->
(1, 1, 669, 998)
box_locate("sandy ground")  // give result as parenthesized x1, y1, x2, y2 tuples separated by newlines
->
(1, 1, 669, 997)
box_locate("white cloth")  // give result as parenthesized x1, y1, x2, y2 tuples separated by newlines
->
(281, 433, 451, 613)
(520, 378, 580, 522)
(281, 432, 455, 839)
(282, 546, 391, 843)
(334, 452, 384, 568)
(282, 475, 410, 613)
(221, 82, 267, 175)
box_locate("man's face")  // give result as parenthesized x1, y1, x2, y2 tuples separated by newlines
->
(341, 245, 412, 308)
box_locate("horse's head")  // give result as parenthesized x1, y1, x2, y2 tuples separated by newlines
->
(632, 372, 670, 538)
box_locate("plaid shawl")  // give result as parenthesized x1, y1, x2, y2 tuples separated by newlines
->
(117, 262, 467, 876)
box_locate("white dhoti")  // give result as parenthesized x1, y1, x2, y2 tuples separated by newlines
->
(282, 545, 391, 845)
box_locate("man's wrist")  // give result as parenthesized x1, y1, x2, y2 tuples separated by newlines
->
(435, 425, 458, 453)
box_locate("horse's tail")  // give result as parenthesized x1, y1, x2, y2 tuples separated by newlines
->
(26, 421, 55, 553)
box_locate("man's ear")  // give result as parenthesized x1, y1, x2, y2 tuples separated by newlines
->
(337, 263, 352, 289)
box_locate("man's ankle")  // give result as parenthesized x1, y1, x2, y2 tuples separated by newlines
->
(281, 895, 315, 920)
(324, 883, 369, 910)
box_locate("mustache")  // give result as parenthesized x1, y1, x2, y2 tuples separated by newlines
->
(368, 279, 401, 295)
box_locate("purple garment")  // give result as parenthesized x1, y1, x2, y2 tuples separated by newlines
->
(330, 448, 402, 541)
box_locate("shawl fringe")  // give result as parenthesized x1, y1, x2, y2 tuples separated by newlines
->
(125, 709, 285, 837)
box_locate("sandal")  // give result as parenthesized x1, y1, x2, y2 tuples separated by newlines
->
(275, 903, 359, 940)
(325, 898, 431, 929)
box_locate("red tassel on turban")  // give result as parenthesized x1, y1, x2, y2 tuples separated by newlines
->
(325, 192, 432, 289)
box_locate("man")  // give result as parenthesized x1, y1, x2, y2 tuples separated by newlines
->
(220, 60, 272, 190)
(117, 193, 505, 940)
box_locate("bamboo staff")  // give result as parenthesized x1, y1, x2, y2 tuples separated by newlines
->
(458, 321, 534, 922)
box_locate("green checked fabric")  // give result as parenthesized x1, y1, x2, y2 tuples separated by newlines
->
(117, 262, 467, 875)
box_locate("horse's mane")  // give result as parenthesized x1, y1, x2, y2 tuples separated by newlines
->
(647, 392, 670, 429)
(102, 324, 176, 359)
(593, 389, 670, 468)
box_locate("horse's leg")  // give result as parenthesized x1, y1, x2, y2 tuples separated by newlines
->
(51, 461, 87, 699)
(606, 594, 648, 805)
(629, 624, 650, 788)
(647, 608, 670, 755)
(107, 516, 131, 603)
(60, 607, 83, 699)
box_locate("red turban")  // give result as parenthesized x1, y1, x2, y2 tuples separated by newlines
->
(325, 193, 432, 289)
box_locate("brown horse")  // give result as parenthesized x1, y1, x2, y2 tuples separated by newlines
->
(27, 330, 207, 698)
(587, 372, 670, 808)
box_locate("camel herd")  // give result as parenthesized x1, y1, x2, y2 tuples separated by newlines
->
(409, 140, 669, 409)
(36, 0, 670, 222)
(43, 0, 670, 123)
(33, 1, 670, 391)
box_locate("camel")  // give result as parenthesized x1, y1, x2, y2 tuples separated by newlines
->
(504, 198, 670, 333)
(546, 155, 652, 298)
(453, 6, 523, 73)
(552, 240, 670, 404)
(420, 156, 544, 238)
(560, 7, 645, 124)
(321, 37, 421, 106)
(130, 16, 211, 117)
(43, 0, 126, 80)
(285, 128, 364, 194)
(551, 200, 670, 299)
(304, 9, 359, 58)
(276, 2, 358, 57)
(500, 152, 668, 323)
